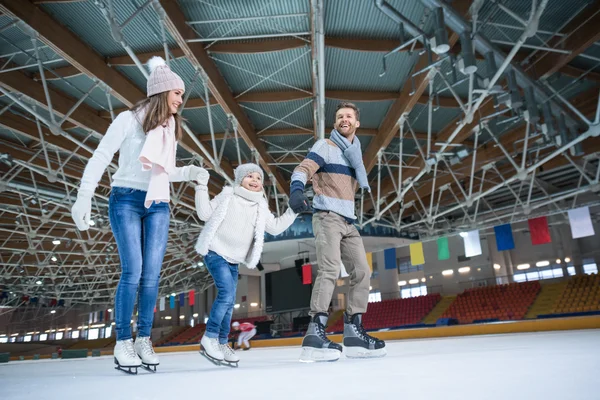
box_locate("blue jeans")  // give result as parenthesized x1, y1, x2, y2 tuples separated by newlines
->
(109, 187, 170, 340)
(204, 251, 239, 344)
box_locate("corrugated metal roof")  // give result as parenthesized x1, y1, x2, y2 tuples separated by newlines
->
(179, 0, 308, 40)
(326, 0, 429, 39)
(47, 74, 127, 112)
(325, 99, 393, 129)
(41, 0, 175, 58)
(261, 133, 314, 152)
(325, 47, 418, 91)
(182, 106, 229, 135)
(210, 47, 312, 94)
(240, 98, 313, 131)
(407, 103, 461, 135)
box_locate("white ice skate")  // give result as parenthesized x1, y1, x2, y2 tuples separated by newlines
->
(220, 343, 240, 368)
(114, 339, 142, 375)
(200, 335, 224, 366)
(134, 336, 160, 372)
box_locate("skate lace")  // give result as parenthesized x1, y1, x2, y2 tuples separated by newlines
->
(316, 322, 327, 340)
(139, 337, 155, 356)
(355, 323, 377, 344)
(221, 344, 235, 356)
(124, 339, 137, 358)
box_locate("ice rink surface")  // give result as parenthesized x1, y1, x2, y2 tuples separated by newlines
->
(1, 329, 599, 400)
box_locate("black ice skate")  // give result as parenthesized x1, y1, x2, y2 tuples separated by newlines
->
(343, 313, 386, 359)
(299, 313, 342, 363)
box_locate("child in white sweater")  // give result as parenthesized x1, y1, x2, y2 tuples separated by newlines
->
(194, 163, 296, 366)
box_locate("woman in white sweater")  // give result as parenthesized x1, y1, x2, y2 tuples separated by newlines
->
(194, 163, 296, 367)
(70, 57, 208, 374)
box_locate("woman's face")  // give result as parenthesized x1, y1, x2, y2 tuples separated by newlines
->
(167, 89, 184, 114)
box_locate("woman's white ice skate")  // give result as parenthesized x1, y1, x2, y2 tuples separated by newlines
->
(200, 335, 224, 366)
(220, 343, 240, 368)
(114, 339, 142, 375)
(134, 336, 160, 372)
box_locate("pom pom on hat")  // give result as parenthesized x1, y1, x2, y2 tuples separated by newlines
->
(146, 56, 185, 97)
(147, 56, 167, 74)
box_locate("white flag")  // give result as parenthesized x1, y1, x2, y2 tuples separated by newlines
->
(568, 206, 595, 239)
(463, 230, 482, 257)
(339, 262, 349, 278)
(159, 296, 165, 311)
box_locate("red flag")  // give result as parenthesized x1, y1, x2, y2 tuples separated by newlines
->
(189, 290, 195, 306)
(302, 264, 312, 284)
(528, 216, 551, 245)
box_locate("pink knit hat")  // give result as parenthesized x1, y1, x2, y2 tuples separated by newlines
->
(146, 56, 185, 97)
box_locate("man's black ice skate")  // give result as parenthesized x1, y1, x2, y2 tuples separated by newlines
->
(343, 313, 386, 359)
(299, 313, 342, 362)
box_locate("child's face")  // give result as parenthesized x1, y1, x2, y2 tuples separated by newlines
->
(241, 172, 263, 192)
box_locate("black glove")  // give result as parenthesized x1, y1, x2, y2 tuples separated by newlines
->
(289, 190, 310, 213)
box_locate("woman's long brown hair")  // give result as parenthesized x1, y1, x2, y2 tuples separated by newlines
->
(130, 91, 184, 141)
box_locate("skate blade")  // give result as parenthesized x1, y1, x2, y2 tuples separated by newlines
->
(199, 349, 224, 366)
(114, 357, 140, 375)
(141, 362, 159, 372)
(343, 346, 387, 359)
(299, 347, 341, 363)
(222, 360, 239, 368)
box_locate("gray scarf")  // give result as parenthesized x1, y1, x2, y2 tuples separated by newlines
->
(329, 129, 370, 192)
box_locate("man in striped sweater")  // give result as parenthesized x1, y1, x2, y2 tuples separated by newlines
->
(289, 102, 386, 362)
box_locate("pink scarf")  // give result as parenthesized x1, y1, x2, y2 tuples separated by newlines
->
(138, 116, 176, 208)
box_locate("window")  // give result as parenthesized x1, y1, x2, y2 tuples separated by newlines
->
(24, 335, 32, 342)
(583, 263, 598, 275)
(104, 326, 112, 338)
(368, 291, 382, 303)
(401, 285, 427, 299)
(567, 266, 576, 276)
(55, 332, 63, 340)
(88, 328, 99, 340)
(0, 337, 7, 343)
(39, 333, 48, 341)
(526, 271, 540, 281)
(71, 331, 79, 339)
(398, 258, 424, 274)
(190, 318, 195, 327)
(513, 273, 526, 282)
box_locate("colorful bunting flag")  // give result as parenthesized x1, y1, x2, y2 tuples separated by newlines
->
(568, 206, 595, 239)
(463, 230, 482, 257)
(189, 290, 195, 306)
(437, 237, 450, 260)
(494, 224, 515, 251)
(302, 263, 312, 284)
(384, 248, 396, 270)
(410, 242, 425, 266)
(528, 216, 551, 245)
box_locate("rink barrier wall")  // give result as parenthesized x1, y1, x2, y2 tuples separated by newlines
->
(5, 316, 600, 360)
(152, 315, 600, 353)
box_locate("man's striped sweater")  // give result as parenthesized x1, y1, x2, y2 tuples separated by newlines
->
(291, 138, 358, 220)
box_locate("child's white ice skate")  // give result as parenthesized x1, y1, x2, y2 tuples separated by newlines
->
(200, 335, 224, 366)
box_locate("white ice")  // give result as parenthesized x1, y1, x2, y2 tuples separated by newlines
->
(1, 330, 599, 400)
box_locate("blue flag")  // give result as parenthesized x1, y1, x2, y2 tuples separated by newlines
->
(169, 295, 175, 309)
(494, 224, 515, 251)
(384, 248, 397, 270)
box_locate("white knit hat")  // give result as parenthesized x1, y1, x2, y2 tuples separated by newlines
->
(146, 56, 185, 97)
(234, 163, 264, 185)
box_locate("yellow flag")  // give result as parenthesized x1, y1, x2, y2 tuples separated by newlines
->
(366, 252, 373, 273)
(410, 242, 425, 266)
